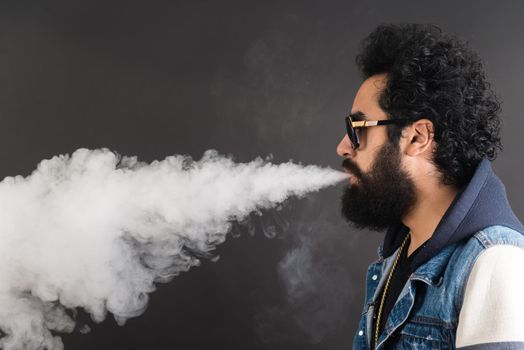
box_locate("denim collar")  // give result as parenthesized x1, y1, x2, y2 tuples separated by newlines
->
(380, 158, 524, 271)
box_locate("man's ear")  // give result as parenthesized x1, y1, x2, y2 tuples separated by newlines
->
(403, 119, 435, 157)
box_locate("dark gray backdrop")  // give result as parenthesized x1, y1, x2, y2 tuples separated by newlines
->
(1, 1, 523, 349)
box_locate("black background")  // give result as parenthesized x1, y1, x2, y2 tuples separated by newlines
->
(1, 1, 523, 349)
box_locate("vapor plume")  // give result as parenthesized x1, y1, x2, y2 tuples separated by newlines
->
(0, 148, 346, 350)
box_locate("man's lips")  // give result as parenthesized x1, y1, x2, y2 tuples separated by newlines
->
(343, 169, 357, 184)
(342, 159, 360, 184)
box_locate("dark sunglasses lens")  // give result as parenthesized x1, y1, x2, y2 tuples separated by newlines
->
(345, 117, 359, 149)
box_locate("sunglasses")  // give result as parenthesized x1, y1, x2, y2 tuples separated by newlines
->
(345, 114, 409, 149)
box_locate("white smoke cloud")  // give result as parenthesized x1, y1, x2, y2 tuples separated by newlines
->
(0, 148, 346, 350)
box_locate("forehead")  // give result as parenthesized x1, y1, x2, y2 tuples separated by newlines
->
(351, 74, 388, 118)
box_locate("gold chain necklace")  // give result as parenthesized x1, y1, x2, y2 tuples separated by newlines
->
(374, 232, 410, 349)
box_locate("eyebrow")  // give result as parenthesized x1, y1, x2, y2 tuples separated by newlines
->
(348, 111, 367, 121)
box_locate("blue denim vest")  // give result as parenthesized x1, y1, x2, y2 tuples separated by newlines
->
(353, 225, 524, 350)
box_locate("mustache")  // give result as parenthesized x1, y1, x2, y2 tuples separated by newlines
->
(342, 158, 363, 179)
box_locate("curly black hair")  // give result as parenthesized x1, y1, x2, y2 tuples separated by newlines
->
(356, 23, 502, 188)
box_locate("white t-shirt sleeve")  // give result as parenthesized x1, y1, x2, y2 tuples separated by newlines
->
(456, 245, 524, 349)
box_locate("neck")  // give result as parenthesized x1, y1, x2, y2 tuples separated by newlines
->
(402, 179, 460, 257)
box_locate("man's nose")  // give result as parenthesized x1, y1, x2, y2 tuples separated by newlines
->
(337, 134, 356, 158)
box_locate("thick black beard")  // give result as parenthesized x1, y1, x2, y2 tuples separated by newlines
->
(340, 141, 417, 231)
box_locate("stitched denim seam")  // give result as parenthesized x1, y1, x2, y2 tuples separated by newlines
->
(456, 247, 483, 313)
(409, 316, 453, 328)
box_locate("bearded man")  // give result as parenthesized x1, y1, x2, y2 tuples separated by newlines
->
(337, 24, 524, 350)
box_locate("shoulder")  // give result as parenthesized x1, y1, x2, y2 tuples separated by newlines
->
(472, 224, 524, 248)
(448, 225, 524, 269)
